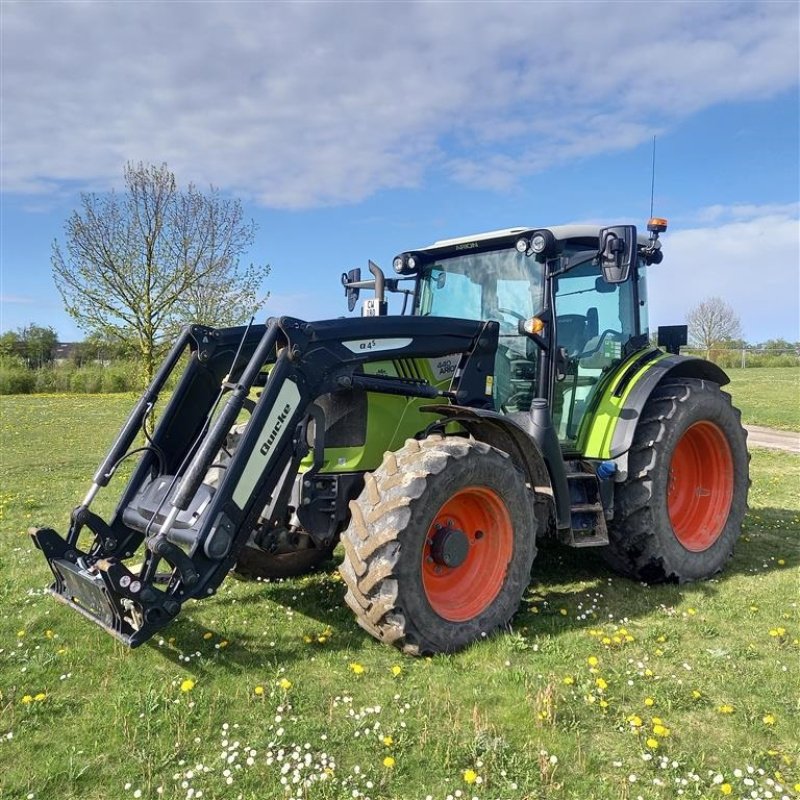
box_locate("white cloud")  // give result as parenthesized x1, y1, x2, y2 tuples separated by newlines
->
(1, 2, 797, 207)
(648, 205, 800, 342)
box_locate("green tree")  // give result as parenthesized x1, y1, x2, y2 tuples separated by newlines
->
(71, 331, 135, 366)
(19, 324, 58, 368)
(51, 162, 268, 385)
(0, 330, 23, 360)
(686, 297, 742, 360)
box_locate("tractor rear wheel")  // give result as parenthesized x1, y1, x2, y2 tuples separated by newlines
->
(602, 379, 748, 583)
(339, 436, 536, 654)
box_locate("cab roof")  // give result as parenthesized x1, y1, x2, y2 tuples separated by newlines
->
(421, 224, 650, 250)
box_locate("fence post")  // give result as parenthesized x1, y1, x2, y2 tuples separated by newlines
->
(741, 348, 746, 369)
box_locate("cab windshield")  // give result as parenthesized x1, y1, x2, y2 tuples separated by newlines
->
(416, 247, 545, 326)
(415, 247, 545, 412)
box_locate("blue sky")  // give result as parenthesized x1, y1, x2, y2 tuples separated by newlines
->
(1, 1, 798, 343)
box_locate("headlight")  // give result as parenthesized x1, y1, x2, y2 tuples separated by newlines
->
(393, 253, 421, 274)
(530, 233, 547, 253)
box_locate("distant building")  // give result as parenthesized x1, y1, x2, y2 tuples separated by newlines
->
(54, 343, 78, 364)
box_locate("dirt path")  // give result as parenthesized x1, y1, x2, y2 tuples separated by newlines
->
(744, 425, 800, 453)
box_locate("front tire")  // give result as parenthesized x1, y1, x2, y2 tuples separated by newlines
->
(231, 540, 336, 580)
(603, 379, 748, 583)
(339, 436, 537, 654)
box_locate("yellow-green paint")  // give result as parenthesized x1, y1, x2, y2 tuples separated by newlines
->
(578, 350, 669, 458)
(308, 356, 456, 474)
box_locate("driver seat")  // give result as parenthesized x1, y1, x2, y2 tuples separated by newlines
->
(556, 314, 589, 357)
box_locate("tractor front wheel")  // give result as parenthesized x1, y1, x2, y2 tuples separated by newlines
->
(231, 539, 336, 580)
(339, 436, 537, 654)
(602, 378, 748, 583)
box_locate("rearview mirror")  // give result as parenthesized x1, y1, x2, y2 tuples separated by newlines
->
(342, 268, 361, 312)
(598, 225, 637, 284)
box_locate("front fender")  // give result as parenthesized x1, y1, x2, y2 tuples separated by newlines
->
(421, 404, 569, 531)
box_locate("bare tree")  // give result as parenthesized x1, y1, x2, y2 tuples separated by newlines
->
(686, 296, 742, 359)
(51, 162, 268, 385)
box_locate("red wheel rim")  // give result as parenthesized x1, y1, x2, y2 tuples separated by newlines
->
(421, 486, 513, 622)
(667, 421, 734, 551)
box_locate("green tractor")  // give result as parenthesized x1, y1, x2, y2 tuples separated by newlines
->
(32, 219, 749, 655)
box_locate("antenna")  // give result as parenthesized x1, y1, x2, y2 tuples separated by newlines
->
(649, 135, 657, 219)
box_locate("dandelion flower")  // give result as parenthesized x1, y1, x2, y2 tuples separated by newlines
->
(717, 704, 734, 714)
(33, 693, 46, 702)
(652, 724, 670, 737)
(587, 656, 599, 667)
(762, 713, 776, 725)
(627, 714, 643, 728)
(21, 695, 33, 704)
(349, 663, 365, 675)
(278, 678, 292, 690)
(391, 665, 402, 676)
(254, 686, 265, 696)
(203, 632, 213, 640)
(180, 679, 195, 693)
(559, 608, 568, 616)
(646, 738, 659, 749)
(692, 690, 702, 699)
(382, 756, 395, 769)
(562, 676, 574, 685)
(595, 677, 608, 691)
(17, 630, 25, 638)
(720, 784, 733, 795)
(382, 736, 393, 746)
(464, 769, 478, 784)
(687, 608, 697, 616)
(644, 697, 655, 707)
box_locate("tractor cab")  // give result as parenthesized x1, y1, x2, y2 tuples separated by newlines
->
(402, 222, 664, 449)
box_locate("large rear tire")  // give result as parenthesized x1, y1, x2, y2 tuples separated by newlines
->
(339, 436, 537, 654)
(602, 379, 748, 583)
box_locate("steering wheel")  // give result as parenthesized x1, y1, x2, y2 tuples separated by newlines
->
(493, 307, 528, 336)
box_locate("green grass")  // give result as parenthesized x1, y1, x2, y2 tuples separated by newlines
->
(724, 368, 800, 432)
(1, 394, 799, 800)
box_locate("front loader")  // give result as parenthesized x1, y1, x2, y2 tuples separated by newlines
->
(32, 219, 749, 654)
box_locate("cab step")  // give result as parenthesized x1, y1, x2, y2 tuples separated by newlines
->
(561, 470, 610, 548)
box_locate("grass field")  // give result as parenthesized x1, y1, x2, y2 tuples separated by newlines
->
(724, 368, 800, 432)
(1, 393, 798, 800)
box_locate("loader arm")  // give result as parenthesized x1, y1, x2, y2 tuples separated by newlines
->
(32, 315, 498, 646)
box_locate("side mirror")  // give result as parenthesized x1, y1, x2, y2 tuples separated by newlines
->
(598, 225, 637, 284)
(341, 268, 361, 312)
